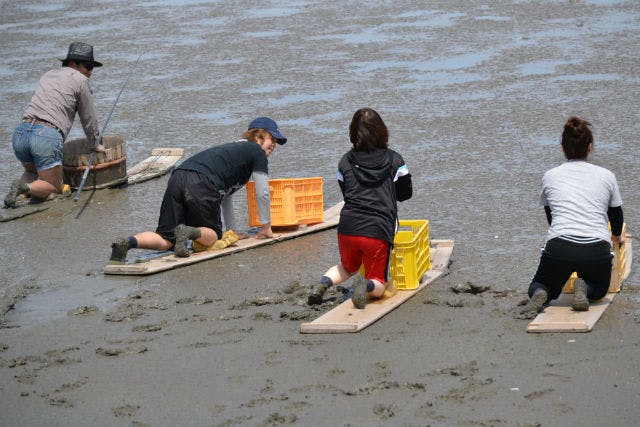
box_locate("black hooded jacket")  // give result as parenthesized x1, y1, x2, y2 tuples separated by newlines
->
(337, 148, 412, 244)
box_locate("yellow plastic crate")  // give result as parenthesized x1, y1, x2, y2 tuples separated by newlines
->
(359, 220, 431, 290)
(246, 177, 324, 227)
(562, 223, 628, 294)
(390, 220, 431, 290)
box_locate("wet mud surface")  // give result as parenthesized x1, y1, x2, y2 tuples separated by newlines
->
(1, 1, 639, 426)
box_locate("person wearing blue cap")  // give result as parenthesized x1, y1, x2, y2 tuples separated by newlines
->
(108, 117, 287, 264)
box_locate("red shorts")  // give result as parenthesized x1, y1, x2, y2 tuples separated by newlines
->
(338, 233, 391, 283)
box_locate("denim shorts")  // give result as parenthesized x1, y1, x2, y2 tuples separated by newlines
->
(12, 121, 63, 170)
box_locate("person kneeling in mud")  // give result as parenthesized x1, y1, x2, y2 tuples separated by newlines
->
(519, 116, 624, 319)
(108, 117, 287, 264)
(308, 108, 412, 308)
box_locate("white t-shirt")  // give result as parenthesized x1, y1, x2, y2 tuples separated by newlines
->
(539, 160, 622, 245)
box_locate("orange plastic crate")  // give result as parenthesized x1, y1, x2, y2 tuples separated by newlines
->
(246, 177, 324, 227)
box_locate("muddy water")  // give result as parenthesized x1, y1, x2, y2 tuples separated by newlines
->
(1, 1, 639, 425)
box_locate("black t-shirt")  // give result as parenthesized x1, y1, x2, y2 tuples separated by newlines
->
(176, 139, 268, 196)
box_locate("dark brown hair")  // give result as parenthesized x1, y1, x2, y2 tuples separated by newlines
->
(242, 128, 273, 144)
(349, 108, 388, 152)
(562, 116, 593, 160)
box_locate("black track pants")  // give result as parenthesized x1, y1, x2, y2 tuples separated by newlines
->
(528, 237, 613, 302)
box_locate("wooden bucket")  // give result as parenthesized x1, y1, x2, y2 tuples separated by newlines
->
(62, 135, 127, 190)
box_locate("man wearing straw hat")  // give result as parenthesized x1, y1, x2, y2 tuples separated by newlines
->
(4, 42, 106, 208)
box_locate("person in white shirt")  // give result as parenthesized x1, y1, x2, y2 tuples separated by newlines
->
(519, 116, 624, 319)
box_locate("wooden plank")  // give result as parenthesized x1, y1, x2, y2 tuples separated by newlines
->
(0, 191, 69, 222)
(126, 147, 184, 185)
(526, 293, 616, 333)
(0, 203, 50, 222)
(150, 148, 184, 156)
(527, 233, 633, 333)
(103, 202, 344, 276)
(0, 149, 185, 222)
(299, 239, 454, 334)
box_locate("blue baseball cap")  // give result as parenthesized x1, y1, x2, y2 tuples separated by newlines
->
(248, 117, 287, 145)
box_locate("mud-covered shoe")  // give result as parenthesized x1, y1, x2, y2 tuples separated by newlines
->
(174, 224, 201, 257)
(517, 289, 548, 319)
(572, 278, 589, 312)
(4, 179, 30, 208)
(352, 275, 367, 309)
(109, 238, 130, 264)
(336, 285, 353, 301)
(307, 283, 330, 305)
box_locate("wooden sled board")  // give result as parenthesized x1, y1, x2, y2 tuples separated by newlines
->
(299, 239, 454, 334)
(526, 293, 617, 333)
(527, 234, 633, 333)
(1, 149, 184, 222)
(126, 148, 184, 185)
(0, 203, 50, 222)
(103, 201, 344, 276)
(0, 192, 69, 222)
(79, 148, 184, 189)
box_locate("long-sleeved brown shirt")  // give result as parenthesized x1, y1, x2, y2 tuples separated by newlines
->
(23, 67, 100, 147)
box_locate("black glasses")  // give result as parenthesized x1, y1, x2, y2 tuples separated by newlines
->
(81, 62, 94, 71)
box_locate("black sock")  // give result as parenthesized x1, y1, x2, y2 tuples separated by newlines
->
(320, 276, 333, 287)
(128, 236, 138, 249)
(366, 280, 375, 292)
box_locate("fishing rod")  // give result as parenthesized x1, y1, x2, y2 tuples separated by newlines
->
(74, 53, 142, 202)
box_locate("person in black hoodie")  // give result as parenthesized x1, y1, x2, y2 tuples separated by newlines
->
(308, 108, 412, 308)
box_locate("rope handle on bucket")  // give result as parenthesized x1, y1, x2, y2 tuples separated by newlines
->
(63, 155, 127, 172)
